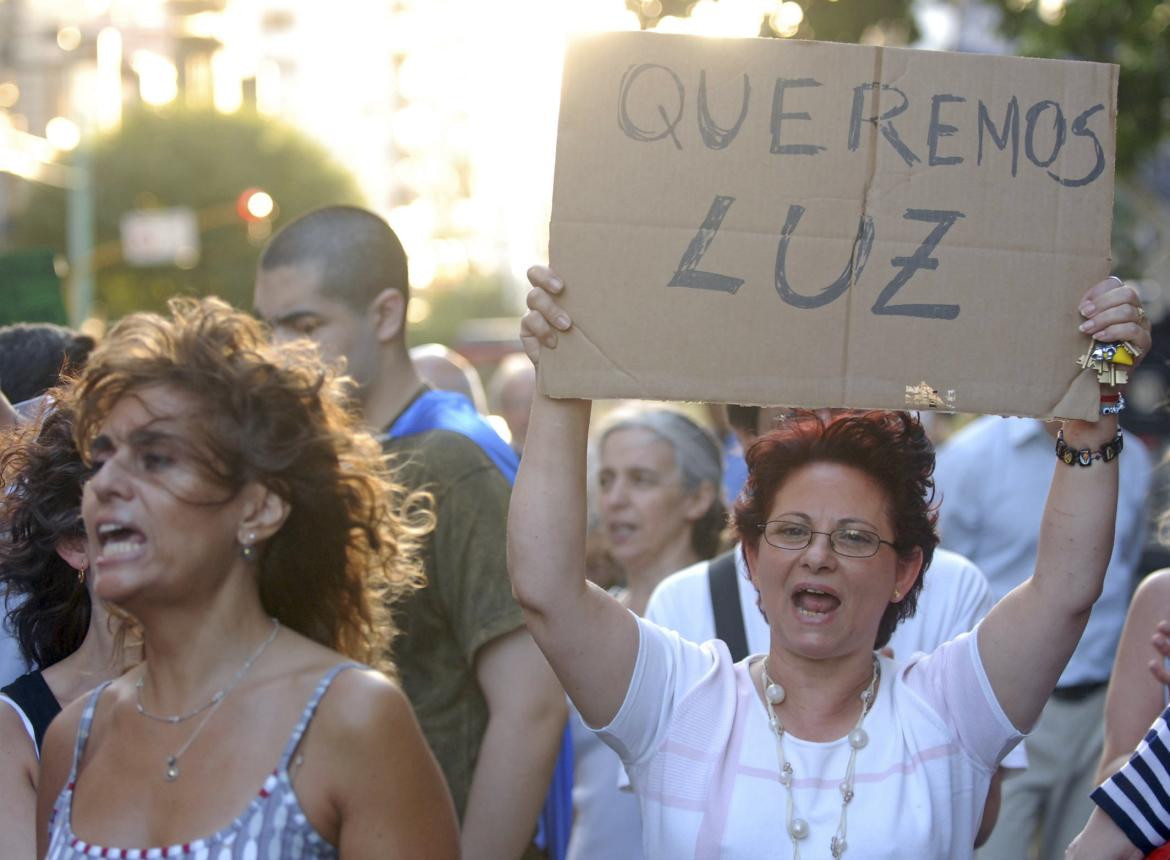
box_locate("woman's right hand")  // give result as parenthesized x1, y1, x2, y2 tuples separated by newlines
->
(521, 265, 573, 366)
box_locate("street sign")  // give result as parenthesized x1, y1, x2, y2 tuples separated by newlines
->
(120, 207, 199, 267)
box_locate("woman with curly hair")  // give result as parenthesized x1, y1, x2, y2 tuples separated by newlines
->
(0, 401, 134, 858)
(36, 297, 458, 859)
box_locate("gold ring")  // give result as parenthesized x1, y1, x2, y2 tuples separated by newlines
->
(1137, 305, 1148, 325)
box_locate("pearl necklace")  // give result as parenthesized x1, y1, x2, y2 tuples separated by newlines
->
(761, 654, 880, 859)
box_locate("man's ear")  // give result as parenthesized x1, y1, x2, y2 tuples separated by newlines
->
(370, 288, 406, 344)
(239, 483, 291, 544)
(54, 536, 88, 573)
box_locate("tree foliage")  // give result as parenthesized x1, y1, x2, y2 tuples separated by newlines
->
(13, 107, 365, 319)
(984, 0, 1170, 176)
(636, 0, 1168, 175)
(630, 0, 918, 42)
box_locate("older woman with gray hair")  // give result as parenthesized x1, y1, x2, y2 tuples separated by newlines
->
(569, 404, 724, 860)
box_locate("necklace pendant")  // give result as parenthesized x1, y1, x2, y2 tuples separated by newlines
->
(831, 835, 847, 857)
(164, 756, 179, 782)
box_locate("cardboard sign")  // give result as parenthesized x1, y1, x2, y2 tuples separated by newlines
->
(544, 32, 1118, 420)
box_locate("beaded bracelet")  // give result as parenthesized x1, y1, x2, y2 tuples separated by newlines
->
(1055, 429, 1124, 466)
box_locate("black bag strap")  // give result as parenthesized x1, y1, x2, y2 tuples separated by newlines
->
(707, 549, 749, 662)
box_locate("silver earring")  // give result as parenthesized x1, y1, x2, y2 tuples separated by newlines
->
(240, 532, 257, 562)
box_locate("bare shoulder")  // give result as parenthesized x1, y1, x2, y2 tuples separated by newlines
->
(40, 687, 90, 759)
(273, 630, 410, 726)
(313, 665, 413, 740)
(1135, 568, 1170, 601)
(35, 687, 94, 807)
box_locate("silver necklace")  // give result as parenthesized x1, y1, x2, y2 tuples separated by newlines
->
(136, 619, 280, 781)
(761, 654, 880, 859)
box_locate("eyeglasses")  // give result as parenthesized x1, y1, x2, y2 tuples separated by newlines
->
(757, 520, 896, 558)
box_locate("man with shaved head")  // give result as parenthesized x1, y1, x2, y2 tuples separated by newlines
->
(255, 206, 566, 860)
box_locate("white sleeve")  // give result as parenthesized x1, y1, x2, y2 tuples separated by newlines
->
(0, 693, 37, 754)
(594, 614, 721, 771)
(903, 623, 1024, 771)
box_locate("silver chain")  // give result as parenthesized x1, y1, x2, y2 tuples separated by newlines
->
(135, 618, 280, 782)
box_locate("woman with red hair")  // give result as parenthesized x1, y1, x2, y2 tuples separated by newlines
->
(510, 266, 1149, 859)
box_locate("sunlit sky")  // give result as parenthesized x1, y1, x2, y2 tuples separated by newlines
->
(12, 0, 1023, 301)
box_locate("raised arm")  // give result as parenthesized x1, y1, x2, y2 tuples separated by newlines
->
(507, 266, 640, 729)
(978, 277, 1151, 732)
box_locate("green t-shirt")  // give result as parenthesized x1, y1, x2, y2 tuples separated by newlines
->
(383, 428, 525, 820)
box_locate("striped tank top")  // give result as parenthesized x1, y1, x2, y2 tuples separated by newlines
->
(46, 663, 358, 860)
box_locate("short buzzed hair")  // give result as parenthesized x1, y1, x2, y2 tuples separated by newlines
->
(259, 206, 409, 311)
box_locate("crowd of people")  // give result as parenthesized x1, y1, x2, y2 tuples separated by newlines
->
(0, 204, 1166, 860)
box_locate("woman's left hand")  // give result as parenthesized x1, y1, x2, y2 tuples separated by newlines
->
(1063, 276, 1151, 445)
(1077, 275, 1152, 364)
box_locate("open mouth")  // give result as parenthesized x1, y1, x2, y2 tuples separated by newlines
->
(607, 523, 636, 542)
(792, 587, 841, 617)
(96, 521, 146, 560)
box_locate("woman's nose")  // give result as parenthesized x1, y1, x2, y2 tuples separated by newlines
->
(799, 531, 837, 567)
(86, 455, 129, 500)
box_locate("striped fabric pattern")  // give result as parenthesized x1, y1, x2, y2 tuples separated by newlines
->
(1092, 703, 1170, 854)
(46, 664, 359, 860)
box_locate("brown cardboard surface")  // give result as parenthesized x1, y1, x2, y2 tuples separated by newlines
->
(543, 32, 1117, 420)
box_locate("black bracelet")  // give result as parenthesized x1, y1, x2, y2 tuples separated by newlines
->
(1055, 429, 1124, 466)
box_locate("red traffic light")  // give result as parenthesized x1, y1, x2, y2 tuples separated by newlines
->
(236, 188, 275, 222)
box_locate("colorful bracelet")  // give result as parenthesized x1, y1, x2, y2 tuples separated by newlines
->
(1100, 391, 1126, 416)
(1055, 429, 1124, 466)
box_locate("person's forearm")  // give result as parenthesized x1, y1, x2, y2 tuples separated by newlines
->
(1097, 752, 1133, 784)
(507, 392, 592, 617)
(978, 417, 1121, 730)
(1033, 417, 1119, 618)
(1066, 807, 1143, 860)
(460, 702, 566, 860)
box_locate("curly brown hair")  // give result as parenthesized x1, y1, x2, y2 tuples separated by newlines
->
(733, 410, 939, 650)
(69, 297, 431, 672)
(0, 397, 90, 668)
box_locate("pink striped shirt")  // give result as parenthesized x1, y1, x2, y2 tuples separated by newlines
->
(596, 617, 1023, 859)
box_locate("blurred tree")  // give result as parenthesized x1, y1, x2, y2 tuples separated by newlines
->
(629, 0, 918, 45)
(12, 107, 364, 319)
(985, 0, 1170, 177)
(405, 271, 520, 349)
